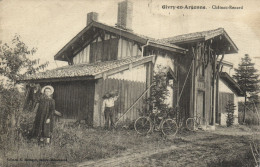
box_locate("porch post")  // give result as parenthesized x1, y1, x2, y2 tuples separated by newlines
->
(192, 43, 198, 118)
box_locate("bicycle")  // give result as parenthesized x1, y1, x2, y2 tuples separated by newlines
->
(186, 115, 208, 131)
(134, 108, 178, 136)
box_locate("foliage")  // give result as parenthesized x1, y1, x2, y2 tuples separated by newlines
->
(238, 109, 260, 125)
(0, 84, 24, 131)
(0, 35, 48, 137)
(0, 34, 49, 85)
(238, 101, 260, 125)
(233, 54, 260, 123)
(225, 100, 236, 127)
(145, 65, 171, 116)
(233, 54, 260, 100)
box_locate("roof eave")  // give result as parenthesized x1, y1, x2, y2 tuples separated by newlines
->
(19, 56, 155, 83)
(54, 21, 95, 60)
(223, 30, 239, 53)
(18, 75, 95, 83)
(148, 41, 187, 54)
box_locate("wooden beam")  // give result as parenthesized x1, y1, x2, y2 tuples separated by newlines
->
(73, 31, 100, 55)
(65, 55, 73, 65)
(137, 43, 142, 51)
(93, 22, 147, 44)
(191, 44, 198, 118)
(148, 42, 186, 54)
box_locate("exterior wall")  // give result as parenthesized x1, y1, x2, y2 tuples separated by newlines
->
(175, 43, 214, 124)
(219, 79, 239, 125)
(93, 78, 146, 127)
(117, 38, 141, 59)
(196, 61, 213, 125)
(178, 54, 193, 120)
(73, 35, 119, 64)
(73, 36, 141, 65)
(108, 64, 146, 82)
(73, 45, 90, 64)
(219, 79, 233, 93)
(51, 81, 95, 125)
(89, 37, 119, 63)
(93, 63, 151, 127)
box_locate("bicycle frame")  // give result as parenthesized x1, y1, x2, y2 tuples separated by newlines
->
(147, 113, 165, 131)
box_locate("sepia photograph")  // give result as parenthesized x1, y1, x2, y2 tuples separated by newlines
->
(0, 0, 260, 166)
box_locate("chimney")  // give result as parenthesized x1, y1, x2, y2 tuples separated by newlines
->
(87, 12, 98, 26)
(116, 0, 133, 31)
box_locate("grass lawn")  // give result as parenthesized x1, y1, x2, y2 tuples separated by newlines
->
(1, 122, 259, 167)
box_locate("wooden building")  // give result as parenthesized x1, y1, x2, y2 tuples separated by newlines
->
(20, 0, 243, 129)
(21, 0, 186, 127)
(160, 28, 242, 127)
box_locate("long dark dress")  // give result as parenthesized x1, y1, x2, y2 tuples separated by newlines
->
(32, 95, 55, 139)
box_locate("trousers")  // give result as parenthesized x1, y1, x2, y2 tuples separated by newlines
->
(104, 107, 115, 129)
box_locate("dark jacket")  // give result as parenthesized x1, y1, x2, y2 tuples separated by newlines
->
(32, 94, 55, 138)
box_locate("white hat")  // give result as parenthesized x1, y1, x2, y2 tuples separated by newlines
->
(41, 85, 54, 94)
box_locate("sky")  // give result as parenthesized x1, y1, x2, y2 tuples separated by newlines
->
(0, 0, 260, 73)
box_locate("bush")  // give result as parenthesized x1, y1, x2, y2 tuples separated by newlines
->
(238, 101, 260, 125)
(0, 85, 24, 133)
(239, 110, 260, 125)
(225, 101, 236, 127)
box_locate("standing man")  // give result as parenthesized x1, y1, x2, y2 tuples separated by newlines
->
(102, 91, 119, 129)
(32, 85, 55, 145)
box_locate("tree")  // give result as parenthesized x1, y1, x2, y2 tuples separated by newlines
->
(225, 100, 236, 127)
(0, 34, 49, 131)
(0, 34, 49, 85)
(233, 54, 260, 123)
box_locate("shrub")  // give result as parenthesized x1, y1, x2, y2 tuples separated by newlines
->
(225, 100, 236, 127)
(145, 65, 170, 113)
(0, 85, 24, 133)
(239, 110, 260, 125)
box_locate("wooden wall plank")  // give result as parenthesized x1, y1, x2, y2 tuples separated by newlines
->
(52, 81, 95, 124)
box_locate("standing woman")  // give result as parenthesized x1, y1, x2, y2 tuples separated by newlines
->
(32, 85, 55, 144)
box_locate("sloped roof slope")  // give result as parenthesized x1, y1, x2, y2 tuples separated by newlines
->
(54, 21, 186, 61)
(21, 55, 154, 82)
(160, 28, 238, 53)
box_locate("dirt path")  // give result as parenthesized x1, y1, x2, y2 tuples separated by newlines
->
(77, 144, 181, 167)
(76, 129, 259, 167)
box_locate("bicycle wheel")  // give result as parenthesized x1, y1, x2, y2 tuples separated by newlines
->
(134, 117, 152, 135)
(162, 119, 178, 136)
(186, 118, 198, 131)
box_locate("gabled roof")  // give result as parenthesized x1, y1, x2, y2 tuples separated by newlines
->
(160, 28, 238, 54)
(20, 55, 154, 82)
(219, 72, 244, 96)
(54, 21, 186, 61)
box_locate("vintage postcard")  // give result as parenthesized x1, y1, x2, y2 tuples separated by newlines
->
(0, 0, 259, 166)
